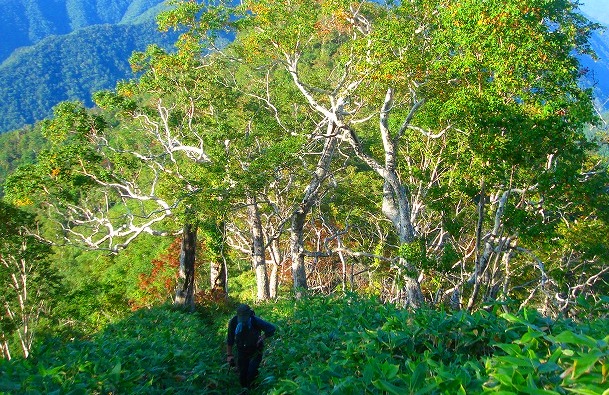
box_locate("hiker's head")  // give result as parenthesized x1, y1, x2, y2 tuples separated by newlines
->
(236, 304, 253, 323)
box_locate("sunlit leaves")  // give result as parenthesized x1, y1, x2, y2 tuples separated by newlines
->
(260, 296, 609, 394)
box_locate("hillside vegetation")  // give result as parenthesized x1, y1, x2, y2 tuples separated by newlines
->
(0, 20, 176, 133)
(0, 0, 171, 134)
(1, 296, 608, 394)
(0, 0, 166, 62)
(1, 0, 608, 393)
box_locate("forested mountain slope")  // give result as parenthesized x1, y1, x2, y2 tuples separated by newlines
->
(0, 20, 176, 133)
(0, 0, 171, 134)
(0, 0, 166, 62)
(0, 1, 607, 392)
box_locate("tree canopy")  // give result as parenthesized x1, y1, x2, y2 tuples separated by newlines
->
(3, 0, 608, 313)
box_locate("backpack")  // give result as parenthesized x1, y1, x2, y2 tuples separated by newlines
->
(235, 316, 262, 355)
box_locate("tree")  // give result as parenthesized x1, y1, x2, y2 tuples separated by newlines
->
(4, 41, 232, 308)
(5, 0, 605, 312)
(179, 0, 604, 307)
(0, 201, 56, 359)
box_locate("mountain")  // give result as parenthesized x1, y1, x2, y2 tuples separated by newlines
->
(580, 30, 609, 109)
(0, 0, 167, 62)
(0, 21, 176, 133)
(0, 0, 172, 134)
(579, 0, 609, 110)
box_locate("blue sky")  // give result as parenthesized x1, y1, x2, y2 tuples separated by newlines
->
(579, 0, 609, 26)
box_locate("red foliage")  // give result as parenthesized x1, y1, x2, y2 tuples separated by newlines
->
(131, 238, 181, 309)
(194, 287, 231, 311)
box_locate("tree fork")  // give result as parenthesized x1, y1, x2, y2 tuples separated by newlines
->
(290, 135, 338, 297)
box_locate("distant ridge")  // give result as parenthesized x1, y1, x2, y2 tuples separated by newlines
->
(0, 0, 167, 62)
(581, 30, 609, 110)
(579, 0, 609, 27)
(0, 20, 177, 134)
(0, 0, 173, 134)
(579, 6, 609, 111)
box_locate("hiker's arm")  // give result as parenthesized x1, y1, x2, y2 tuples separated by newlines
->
(227, 316, 236, 345)
(258, 318, 276, 338)
(226, 343, 235, 366)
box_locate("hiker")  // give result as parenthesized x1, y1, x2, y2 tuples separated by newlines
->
(226, 304, 276, 390)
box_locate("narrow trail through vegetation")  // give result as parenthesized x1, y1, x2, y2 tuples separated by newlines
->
(2, 295, 607, 394)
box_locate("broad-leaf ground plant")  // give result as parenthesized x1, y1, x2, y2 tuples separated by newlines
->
(0, 295, 608, 394)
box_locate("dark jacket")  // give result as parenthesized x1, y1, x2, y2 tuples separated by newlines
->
(227, 315, 276, 355)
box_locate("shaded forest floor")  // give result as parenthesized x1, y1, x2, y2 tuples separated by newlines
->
(1, 295, 608, 394)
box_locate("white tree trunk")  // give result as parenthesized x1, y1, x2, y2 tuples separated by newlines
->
(248, 195, 270, 300)
(1, 244, 39, 359)
(290, 135, 338, 296)
(1, 334, 11, 360)
(269, 239, 282, 299)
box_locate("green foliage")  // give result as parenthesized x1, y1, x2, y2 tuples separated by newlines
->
(0, 4, 607, 384)
(3, 101, 105, 209)
(261, 295, 489, 394)
(48, 235, 175, 336)
(0, 17, 176, 134)
(48, 247, 132, 336)
(0, 124, 49, 196)
(484, 310, 609, 394)
(227, 269, 259, 303)
(0, 306, 240, 394)
(1, 294, 608, 394)
(107, 235, 175, 306)
(130, 237, 181, 309)
(0, 200, 59, 359)
(260, 296, 609, 395)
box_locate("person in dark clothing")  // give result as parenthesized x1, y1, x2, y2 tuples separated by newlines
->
(226, 304, 276, 390)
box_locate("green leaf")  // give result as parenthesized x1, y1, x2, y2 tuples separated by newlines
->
(410, 361, 427, 390)
(501, 313, 527, 324)
(548, 347, 563, 364)
(492, 372, 516, 387)
(571, 351, 604, 379)
(496, 343, 523, 356)
(552, 331, 598, 348)
(519, 330, 545, 344)
(563, 349, 576, 357)
(565, 388, 609, 395)
(523, 389, 560, 395)
(496, 356, 537, 368)
(111, 361, 122, 376)
(0, 377, 21, 391)
(537, 361, 561, 374)
(38, 364, 66, 377)
(372, 379, 406, 395)
(380, 362, 400, 380)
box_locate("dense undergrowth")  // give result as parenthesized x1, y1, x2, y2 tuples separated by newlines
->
(1, 295, 608, 394)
